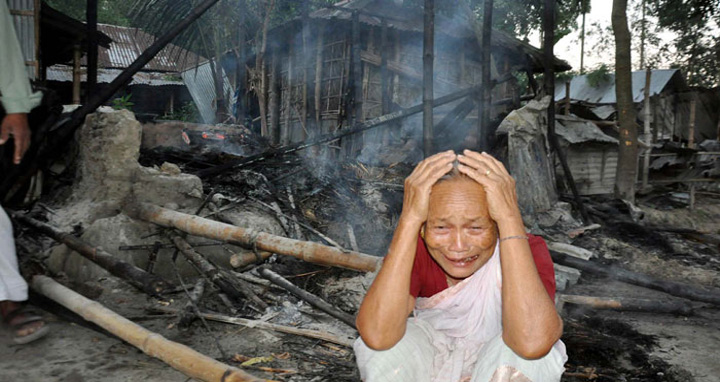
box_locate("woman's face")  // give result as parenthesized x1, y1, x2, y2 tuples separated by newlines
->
(424, 177, 497, 284)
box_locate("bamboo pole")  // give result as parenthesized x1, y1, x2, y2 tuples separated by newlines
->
(151, 306, 355, 347)
(31, 276, 265, 382)
(133, 203, 381, 273)
(11, 212, 170, 296)
(688, 97, 696, 149)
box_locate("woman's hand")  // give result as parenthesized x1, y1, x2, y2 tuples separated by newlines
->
(401, 150, 456, 225)
(457, 150, 521, 225)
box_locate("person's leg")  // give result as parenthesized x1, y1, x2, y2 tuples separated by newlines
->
(470, 335, 567, 382)
(354, 320, 436, 382)
(0, 205, 47, 343)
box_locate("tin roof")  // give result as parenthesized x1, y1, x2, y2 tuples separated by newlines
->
(47, 65, 184, 86)
(94, 24, 205, 72)
(181, 61, 233, 124)
(554, 69, 686, 105)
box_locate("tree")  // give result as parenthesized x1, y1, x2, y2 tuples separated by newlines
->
(653, 0, 720, 87)
(612, 0, 638, 202)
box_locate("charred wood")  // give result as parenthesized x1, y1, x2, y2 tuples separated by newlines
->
(11, 212, 170, 296)
(179, 278, 206, 327)
(171, 236, 268, 310)
(258, 267, 356, 329)
(558, 294, 695, 315)
(550, 250, 720, 306)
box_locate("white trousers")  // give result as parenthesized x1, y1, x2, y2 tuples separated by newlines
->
(0, 205, 27, 301)
(354, 320, 566, 382)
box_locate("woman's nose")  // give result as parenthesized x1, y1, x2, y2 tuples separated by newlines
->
(448, 231, 469, 252)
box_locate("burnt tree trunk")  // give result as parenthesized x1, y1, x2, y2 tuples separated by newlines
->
(422, 0, 435, 157)
(235, 3, 248, 125)
(612, 0, 638, 202)
(256, 0, 275, 137)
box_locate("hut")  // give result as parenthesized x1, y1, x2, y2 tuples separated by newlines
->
(555, 69, 720, 142)
(240, 0, 570, 158)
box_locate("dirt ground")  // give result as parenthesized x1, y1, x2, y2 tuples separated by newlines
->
(2, 196, 719, 381)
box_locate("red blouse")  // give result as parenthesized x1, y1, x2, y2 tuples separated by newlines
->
(409, 234, 556, 300)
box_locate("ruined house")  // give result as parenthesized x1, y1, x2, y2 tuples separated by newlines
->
(555, 69, 720, 142)
(238, 0, 570, 157)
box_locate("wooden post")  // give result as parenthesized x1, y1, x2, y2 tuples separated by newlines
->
(422, 0, 435, 157)
(351, 11, 363, 155)
(314, 26, 324, 127)
(235, 7, 247, 124)
(545, 0, 591, 225)
(688, 97, 696, 148)
(642, 69, 652, 190)
(32, 276, 264, 382)
(689, 183, 696, 210)
(302, 1, 315, 141)
(580, 0, 586, 74)
(380, 19, 390, 116)
(86, 0, 98, 103)
(564, 81, 571, 115)
(282, 47, 293, 145)
(479, 0, 493, 151)
(269, 51, 280, 144)
(72, 44, 82, 105)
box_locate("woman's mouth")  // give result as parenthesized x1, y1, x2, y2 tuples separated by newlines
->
(446, 254, 479, 268)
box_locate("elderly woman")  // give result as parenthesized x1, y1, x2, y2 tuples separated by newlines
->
(354, 150, 567, 382)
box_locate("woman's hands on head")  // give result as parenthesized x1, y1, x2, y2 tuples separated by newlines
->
(457, 150, 522, 226)
(401, 150, 456, 226)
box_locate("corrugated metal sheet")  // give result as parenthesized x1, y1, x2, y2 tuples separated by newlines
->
(95, 24, 204, 72)
(554, 69, 683, 105)
(555, 116, 618, 144)
(7, 0, 37, 79)
(181, 61, 233, 124)
(47, 65, 183, 86)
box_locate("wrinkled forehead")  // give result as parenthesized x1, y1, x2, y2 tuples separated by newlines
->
(428, 178, 490, 220)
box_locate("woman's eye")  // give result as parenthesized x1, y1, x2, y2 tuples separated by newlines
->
(435, 226, 446, 230)
(470, 226, 482, 230)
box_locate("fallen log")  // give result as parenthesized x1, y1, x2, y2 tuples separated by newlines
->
(172, 236, 269, 311)
(151, 306, 355, 347)
(558, 294, 695, 315)
(258, 267, 356, 329)
(11, 212, 170, 296)
(550, 250, 720, 306)
(179, 278, 206, 327)
(31, 276, 265, 382)
(133, 203, 381, 273)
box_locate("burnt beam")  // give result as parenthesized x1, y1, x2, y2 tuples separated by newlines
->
(85, 0, 98, 102)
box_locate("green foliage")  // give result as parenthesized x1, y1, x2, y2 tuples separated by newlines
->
(555, 70, 578, 85)
(469, 0, 588, 44)
(586, 64, 611, 88)
(161, 102, 201, 123)
(45, 0, 133, 26)
(111, 94, 134, 111)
